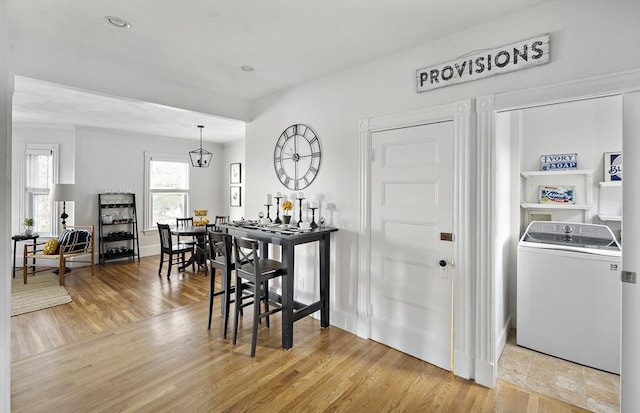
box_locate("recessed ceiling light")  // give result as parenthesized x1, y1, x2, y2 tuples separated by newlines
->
(104, 16, 132, 29)
(240, 65, 254, 72)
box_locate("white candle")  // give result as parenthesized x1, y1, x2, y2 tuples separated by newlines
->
(275, 192, 282, 198)
(310, 201, 318, 208)
(266, 194, 272, 205)
(297, 192, 304, 199)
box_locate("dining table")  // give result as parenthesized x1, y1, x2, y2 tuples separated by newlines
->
(170, 225, 209, 270)
(218, 221, 338, 350)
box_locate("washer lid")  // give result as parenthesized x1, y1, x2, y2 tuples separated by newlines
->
(521, 221, 621, 253)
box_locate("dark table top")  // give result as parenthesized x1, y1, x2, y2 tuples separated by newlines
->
(12, 233, 40, 241)
(218, 221, 338, 245)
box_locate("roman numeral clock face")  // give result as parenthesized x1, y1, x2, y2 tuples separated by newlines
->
(273, 124, 322, 190)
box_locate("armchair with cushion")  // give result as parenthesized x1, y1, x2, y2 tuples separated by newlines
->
(23, 225, 95, 286)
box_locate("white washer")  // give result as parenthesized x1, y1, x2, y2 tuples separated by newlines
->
(517, 221, 621, 374)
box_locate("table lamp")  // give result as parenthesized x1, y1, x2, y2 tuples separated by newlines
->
(51, 183, 77, 229)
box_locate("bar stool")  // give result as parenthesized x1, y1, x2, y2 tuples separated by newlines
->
(232, 237, 286, 357)
(206, 230, 237, 338)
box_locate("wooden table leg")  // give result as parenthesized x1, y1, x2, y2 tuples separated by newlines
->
(12, 238, 18, 279)
(319, 234, 330, 328)
(281, 243, 295, 349)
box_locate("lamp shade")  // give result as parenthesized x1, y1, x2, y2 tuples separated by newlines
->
(50, 183, 77, 202)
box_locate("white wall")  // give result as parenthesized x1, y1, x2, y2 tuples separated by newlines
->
(11, 124, 76, 234)
(221, 139, 246, 221)
(494, 111, 513, 359)
(622, 90, 640, 413)
(12, 124, 226, 257)
(517, 96, 623, 227)
(73, 126, 225, 256)
(245, 0, 640, 363)
(1, 0, 12, 409)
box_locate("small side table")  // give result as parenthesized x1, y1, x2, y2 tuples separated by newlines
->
(12, 234, 40, 279)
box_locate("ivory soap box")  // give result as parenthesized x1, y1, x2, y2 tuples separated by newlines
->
(540, 153, 577, 170)
(539, 185, 575, 204)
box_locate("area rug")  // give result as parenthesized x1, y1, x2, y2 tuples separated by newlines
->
(11, 274, 72, 316)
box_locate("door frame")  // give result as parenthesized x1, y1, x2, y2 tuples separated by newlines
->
(488, 69, 640, 398)
(358, 99, 475, 379)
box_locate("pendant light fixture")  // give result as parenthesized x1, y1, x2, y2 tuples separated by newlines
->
(189, 125, 213, 168)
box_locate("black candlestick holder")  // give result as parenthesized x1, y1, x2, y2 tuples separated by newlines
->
(297, 198, 305, 227)
(309, 207, 318, 228)
(274, 196, 282, 224)
(264, 204, 272, 222)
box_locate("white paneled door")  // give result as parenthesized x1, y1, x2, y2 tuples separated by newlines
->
(370, 121, 454, 371)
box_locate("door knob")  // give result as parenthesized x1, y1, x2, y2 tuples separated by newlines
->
(439, 259, 447, 267)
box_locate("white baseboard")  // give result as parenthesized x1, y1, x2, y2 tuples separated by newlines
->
(329, 308, 358, 334)
(474, 358, 497, 388)
(140, 245, 159, 257)
(496, 315, 512, 362)
(454, 350, 473, 379)
(473, 316, 511, 389)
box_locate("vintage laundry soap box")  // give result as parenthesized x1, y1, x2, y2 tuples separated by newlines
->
(540, 153, 577, 170)
(604, 152, 622, 182)
(539, 185, 575, 204)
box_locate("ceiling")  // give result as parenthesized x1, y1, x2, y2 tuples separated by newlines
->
(12, 76, 246, 143)
(9, 0, 550, 142)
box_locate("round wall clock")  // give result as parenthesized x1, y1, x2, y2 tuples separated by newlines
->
(273, 124, 322, 190)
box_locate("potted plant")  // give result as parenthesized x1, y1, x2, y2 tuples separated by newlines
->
(281, 199, 293, 225)
(23, 217, 34, 236)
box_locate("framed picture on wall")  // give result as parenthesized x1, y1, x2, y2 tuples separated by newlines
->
(230, 162, 242, 184)
(230, 186, 242, 207)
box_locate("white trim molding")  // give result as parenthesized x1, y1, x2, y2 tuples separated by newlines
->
(474, 94, 497, 388)
(495, 68, 640, 112)
(358, 99, 475, 380)
(475, 68, 640, 391)
(621, 90, 640, 413)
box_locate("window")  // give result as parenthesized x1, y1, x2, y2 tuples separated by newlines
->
(145, 152, 190, 230)
(24, 145, 58, 235)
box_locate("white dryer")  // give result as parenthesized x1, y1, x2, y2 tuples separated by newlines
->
(517, 221, 621, 374)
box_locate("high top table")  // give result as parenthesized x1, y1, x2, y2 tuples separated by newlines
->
(218, 222, 338, 350)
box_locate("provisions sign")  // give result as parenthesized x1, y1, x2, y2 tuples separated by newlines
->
(416, 34, 549, 93)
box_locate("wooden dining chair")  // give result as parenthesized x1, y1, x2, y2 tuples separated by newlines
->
(232, 237, 286, 357)
(214, 215, 229, 231)
(157, 223, 194, 277)
(175, 217, 197, 247)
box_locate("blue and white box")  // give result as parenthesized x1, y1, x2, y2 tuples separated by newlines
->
(539, 185, 575, 204)
(540, 153, 578, 170)
(604, 152, 622, 182)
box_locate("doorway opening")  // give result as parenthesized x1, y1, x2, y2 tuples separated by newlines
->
(495, 95, 622, 413)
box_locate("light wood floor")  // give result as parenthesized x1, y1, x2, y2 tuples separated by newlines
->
(11, 257, 591, 412)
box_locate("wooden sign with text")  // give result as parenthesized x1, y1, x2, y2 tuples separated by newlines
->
(416, 34, 550, 92)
